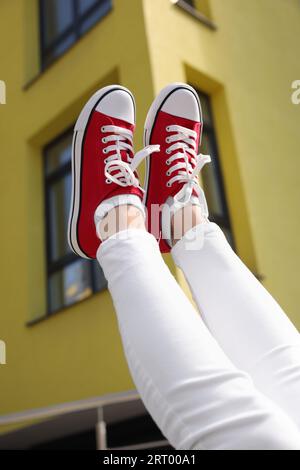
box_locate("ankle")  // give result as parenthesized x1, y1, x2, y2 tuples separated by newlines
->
(171, 204, 208, 246)
(99, 205, 146, 241)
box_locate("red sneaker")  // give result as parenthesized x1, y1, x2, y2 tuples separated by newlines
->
(143, 83, 211, 252)
(68, 85, 158, 258)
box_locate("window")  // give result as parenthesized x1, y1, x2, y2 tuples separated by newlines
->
(39, 0, 112, 68)
(44, 129, 107, 314)
(197, 91, 234, 246)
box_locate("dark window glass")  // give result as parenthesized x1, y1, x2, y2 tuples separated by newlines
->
(40, 0, 112, 68)
(44, 129, 107, 314)
(78, 0, 99, 14)
(48, 173, 72, 261)
(44, 33, 77, 66)
(197, 91, 234, 245)
(79, 8, 105, 35)
(43, 0, 74, 46)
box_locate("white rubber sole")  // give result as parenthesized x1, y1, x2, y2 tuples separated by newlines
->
(143, 83, 202, 205)
(67, 85, 135, 259)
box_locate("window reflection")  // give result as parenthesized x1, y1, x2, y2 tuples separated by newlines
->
(49, 259, 93, 312)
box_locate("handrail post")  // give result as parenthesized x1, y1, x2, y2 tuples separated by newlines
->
(95, 407, 107, 450)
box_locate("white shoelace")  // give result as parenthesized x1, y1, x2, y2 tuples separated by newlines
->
(165, 124, 211, 207)
(102, 125, 159, 191)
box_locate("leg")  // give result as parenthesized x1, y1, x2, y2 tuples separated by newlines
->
(171, 208, 300, 430)
(97, 206, 300, 450)
(69, 83, 300, 450)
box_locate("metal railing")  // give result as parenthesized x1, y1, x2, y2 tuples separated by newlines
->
(0, 390, 171, 450)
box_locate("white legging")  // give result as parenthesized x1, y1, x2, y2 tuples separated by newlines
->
(97, 223, 300, 450)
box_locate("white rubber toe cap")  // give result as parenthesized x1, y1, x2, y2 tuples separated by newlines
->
(161, 87, 201, 122)
(95, 89, 135, 124)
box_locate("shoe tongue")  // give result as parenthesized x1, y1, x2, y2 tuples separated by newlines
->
(114, 147, 131, 163)
(167, 173, 200, 208)
(107, 115, 135, 132)
(160, 110, 202, 135)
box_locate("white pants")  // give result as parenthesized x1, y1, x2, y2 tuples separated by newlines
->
(97, 223, 300, 450)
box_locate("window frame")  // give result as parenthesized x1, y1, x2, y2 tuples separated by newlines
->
(171, 0, 216, 30)
(39, 0, 113, 69)
(44, 127, 106, 315)
(198, 91, 233, 239)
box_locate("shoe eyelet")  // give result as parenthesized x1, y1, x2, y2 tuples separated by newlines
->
(165, 137, 170, 143)
(166, 149, 170, 154)
(166, 126, 170, 132)
(105, 178, 112, 184)
(166, 170, 170, 176)
(101, 126, 106, 132)
(166, 182, 171, 187)
(166, 159, 170, 165)
(103, 148, 107, 154)
(104, 159, 107, 164)
(102, 137, 107, 143)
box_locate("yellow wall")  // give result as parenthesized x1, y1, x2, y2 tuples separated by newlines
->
(194, 0, 212, 19)
(1, 0, 300, 434)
